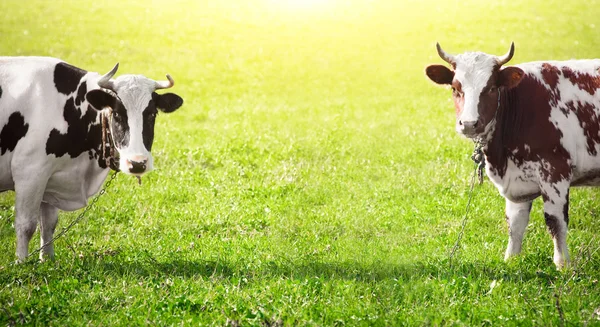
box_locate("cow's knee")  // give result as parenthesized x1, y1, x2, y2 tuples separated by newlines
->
(15, 216, 37, 262)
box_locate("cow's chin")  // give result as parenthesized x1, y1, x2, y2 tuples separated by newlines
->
(456, 126, 483, 139)
(460, 131, 482, 139)
(456, 120, 495, 141)
(120, 168, 153, 177)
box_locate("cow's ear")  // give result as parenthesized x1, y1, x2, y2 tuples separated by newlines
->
(425, 65, 454, 85)
(153, 92, 183, 113)
(86, 89, 117, 111)
(498, 66, 524, 89)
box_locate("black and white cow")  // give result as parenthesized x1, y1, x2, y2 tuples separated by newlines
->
(426, 43, 600, 268)
(0, 57, 183, 261)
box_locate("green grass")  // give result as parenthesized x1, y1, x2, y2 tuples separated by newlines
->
(1, 0, 600, 325)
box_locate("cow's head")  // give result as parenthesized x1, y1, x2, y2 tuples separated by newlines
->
(85, 64, 183, 175)
(425, 43, 524, 138)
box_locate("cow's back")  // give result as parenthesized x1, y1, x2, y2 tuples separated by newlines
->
(0, 56, 65, 118)
(516, 59, 600, 97)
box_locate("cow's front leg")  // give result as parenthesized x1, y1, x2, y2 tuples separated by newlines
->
(38, 202, 59, 261)
(14, 184, 45, 262)
(541, 184, 570, 269)
(504, 199, 533, 260)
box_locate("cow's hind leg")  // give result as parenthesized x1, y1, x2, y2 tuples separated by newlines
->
(38, 202, 59, 261)
(542, 185, 570, 269)
(504, 199, 533, 260)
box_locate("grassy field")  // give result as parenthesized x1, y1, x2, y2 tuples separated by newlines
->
(1, 0, 600, 325)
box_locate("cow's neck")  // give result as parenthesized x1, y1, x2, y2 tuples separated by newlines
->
(480, 87, 522, 178)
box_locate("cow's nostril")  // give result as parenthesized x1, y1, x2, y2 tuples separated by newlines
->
(462, 121, 478, 130)
(129, 161, 146, 174)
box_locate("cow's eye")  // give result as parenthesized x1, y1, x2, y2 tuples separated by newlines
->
(113, 111, 124, 120)
(489, 86, 497, 93)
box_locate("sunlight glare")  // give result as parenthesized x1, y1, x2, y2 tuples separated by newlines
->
(271, 0, 332, 10)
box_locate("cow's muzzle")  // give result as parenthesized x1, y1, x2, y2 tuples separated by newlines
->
(125, 155, 149, 175)
(458, 120, 480, 137)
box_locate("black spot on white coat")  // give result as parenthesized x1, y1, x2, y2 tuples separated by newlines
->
(142, 101, 157, 151)
(46, 81, 110, 169)
(54, 62, 87, 95)
(0, 112, 29, 155)
(46, 98, 102, 159)
(75, 82, 87, 106)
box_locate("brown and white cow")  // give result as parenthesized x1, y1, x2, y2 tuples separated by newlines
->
(426, 42, 600, 268)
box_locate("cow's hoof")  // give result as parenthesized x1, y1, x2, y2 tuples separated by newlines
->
(554, 259, 570, 270)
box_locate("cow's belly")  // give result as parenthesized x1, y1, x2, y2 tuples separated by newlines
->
(572, 169, 600, 186)
(487, 160, 541, 202)
(43, 156, 109, 211)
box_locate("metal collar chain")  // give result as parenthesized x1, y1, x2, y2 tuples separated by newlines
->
(101, 109, 120, 172)
(471, 140, 485, 184)
(469, 88, 501, 185)
(26, 170, 119, 261)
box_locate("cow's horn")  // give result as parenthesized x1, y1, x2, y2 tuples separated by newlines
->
(155, 74, 174, 90)
(497, 42, 515, 66)
(98, 63, 119, 90)
(436, 42, 456, 66)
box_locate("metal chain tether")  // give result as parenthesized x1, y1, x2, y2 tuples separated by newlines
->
(448, 141, 484, 266)
(26, 171, 119, 260)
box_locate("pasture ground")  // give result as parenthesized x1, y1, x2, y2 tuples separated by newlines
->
(1, 0, 600, 325)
